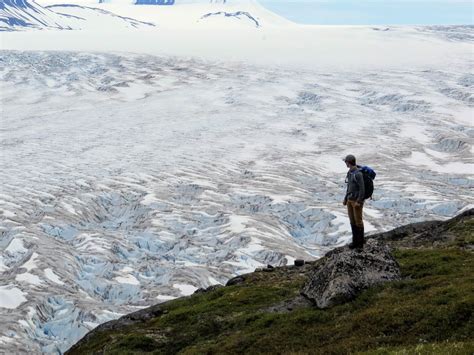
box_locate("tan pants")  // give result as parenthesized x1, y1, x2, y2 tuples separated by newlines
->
(347, 200, 364, 228)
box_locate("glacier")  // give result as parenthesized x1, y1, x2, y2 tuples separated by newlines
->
(0, 47, 472, 352)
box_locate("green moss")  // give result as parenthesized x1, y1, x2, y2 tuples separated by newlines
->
(448, 218, 474, 248)
(109, 335, 159, 353)
(362, 340, 474, 354)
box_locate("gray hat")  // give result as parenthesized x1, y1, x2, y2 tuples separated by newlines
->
(343, 154, 356, 165)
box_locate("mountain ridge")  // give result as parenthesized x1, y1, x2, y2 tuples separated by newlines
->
(1, 0, 290, 31)
(0, 0, 72, 31)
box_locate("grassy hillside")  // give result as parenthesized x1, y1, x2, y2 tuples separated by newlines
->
(67, 210, 474, 354)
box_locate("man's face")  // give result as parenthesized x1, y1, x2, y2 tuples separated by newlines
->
(345, 160, 351, 168)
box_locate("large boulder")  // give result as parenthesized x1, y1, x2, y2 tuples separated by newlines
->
(301, 239, 401, 309)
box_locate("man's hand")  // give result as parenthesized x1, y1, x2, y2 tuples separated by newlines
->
(343, 200, 347, 206)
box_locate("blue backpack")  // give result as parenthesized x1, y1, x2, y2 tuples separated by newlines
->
(358, 166, 376, 199)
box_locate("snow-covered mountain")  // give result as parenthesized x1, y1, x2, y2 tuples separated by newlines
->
(52, 0, 293, 28)
(1, 0, 291, 31)
(0, 0, 71, 31)
(0, 0, 159, 30)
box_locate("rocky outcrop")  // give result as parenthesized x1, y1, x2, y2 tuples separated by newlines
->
(194, 284, 224, 294)
(367, 208, 474, 248)
(301, 240, 401, 309)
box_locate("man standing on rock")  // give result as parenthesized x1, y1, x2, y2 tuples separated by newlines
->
(343, 154, 365, 249)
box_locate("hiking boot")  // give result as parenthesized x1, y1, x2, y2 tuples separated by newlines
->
(348, 224, 357, 249)
(354, 226, 365, 249)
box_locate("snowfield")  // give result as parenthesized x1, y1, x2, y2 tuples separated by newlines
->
(0, 1, 473, 353)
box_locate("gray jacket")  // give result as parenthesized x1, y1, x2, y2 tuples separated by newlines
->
(344, 168, 365, 203)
